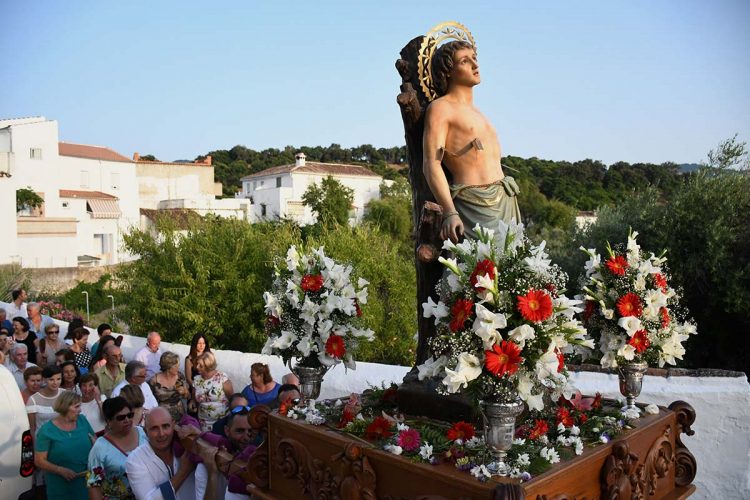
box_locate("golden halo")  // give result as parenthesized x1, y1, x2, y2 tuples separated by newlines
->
(417, 21, 476, 102)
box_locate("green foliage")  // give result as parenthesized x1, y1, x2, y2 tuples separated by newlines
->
(139, 154, 158, 161)
(116, 218, 417, 365)
(0, 264, 29, 302)
(302, 176, 354, 227)
(53, 275, 120, 324)
(16, 187, 43, 213)
(705, 134, 750, 170)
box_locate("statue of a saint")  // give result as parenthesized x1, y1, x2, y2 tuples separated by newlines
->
(422, 39, 521, 242)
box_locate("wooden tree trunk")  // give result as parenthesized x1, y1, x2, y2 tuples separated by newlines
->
(395, 35, 444, 367)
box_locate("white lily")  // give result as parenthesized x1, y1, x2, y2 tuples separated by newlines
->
(508, 324, 536, 349)
(417, 355, 448, 380)
(455, 352, 483, 383)
(617, 316, 643, 336)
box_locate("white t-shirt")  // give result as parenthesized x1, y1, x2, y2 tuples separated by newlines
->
(80, 395, 107, 433)
(111, 380, 159, 410)
(26, 388, 64, 436)
(134, 346, 162, 380)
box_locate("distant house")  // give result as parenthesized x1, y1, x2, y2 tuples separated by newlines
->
(237, 153, 384, 224)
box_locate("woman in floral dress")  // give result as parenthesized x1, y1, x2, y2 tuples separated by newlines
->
(147, 351, 189, 421)
(192, 351, 233, 431)
(87, 397, 147, 499)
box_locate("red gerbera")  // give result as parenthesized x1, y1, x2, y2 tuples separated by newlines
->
(449, 298, 474, 332)
(447, 421, 476, 441)
(528, 419, 549, 440)
(578, 413, 589, 425)
(605, 255, 629, 276)
(365, 416, 393, 440)
(583, 300, 597, 321)
(556, 407, 575, 427)
(300, 274, 324, 292)
(325, 334, 346, 358)
(484, 341, 523, 377)
(398, 429, 421, 451)
(470, 259, 497, 291)
(660, 307, 671, 328)
(627, 330, 651, 353)
(653, 273, 668, 292)
(516, 289, 553, 322)
(616, 292, 643, 317)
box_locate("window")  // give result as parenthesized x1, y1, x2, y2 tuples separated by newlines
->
(80, 171, 89, 188)
(253, 181, 257, 189)
(261, 203, 267, 217)
(29, 148, 42, 160)
(62, 201, 69, 209)
(111, 172, 120, 190)
(276, 176, 282, 188)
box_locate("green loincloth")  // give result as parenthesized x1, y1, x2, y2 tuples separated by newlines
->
(449, 176, 522, 240)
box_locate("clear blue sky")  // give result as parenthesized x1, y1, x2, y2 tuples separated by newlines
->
(2, 0, 748, 165)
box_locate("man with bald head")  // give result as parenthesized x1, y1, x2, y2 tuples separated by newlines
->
(135, 331, 163, 379)
(94, 343, 126, 397)
(126, 407, 197, 499)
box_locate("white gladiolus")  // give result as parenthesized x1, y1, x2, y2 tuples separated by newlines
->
(423, 296, 449, 326)
(417, 356, 448, 380)
(618, 316, 643, 336)
(508, 324, 536, 349)
(455, 352, 483, 383)
(271, 330, 295, 350)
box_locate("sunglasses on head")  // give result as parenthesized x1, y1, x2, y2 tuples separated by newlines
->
(230, 405, 252, 415)
(114, 412, 135, 422)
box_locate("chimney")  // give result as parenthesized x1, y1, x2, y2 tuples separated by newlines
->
(205, 155, 212, 166)
(133, 152, 140, 162)
(295, 152, 306, 167)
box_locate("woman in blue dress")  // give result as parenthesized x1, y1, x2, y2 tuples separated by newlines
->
(87, 397, 147, 499)
(241, 362, 280, 407)
(34, 391, 95, 499)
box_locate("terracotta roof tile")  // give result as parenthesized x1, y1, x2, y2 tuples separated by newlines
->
(58, 142, 133, 163)
(59, 189, 118, 200)
(240, 162, 381, 181)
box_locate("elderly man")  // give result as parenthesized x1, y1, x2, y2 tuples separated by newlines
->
(135, 331, 163, 379)
(26, 302, 55, 340)
(196, 409, 258, 500)
(0, 308, 12, 332)
(6, 288, 28, 320)
(112, 360, 159, 409)
(126, 407, 197, 500)
(9, 343, 37, 389)
(94, 344, 126, 397)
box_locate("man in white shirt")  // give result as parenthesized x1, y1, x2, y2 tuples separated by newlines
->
(9, 343, 37, 389)
(6, 289, 28, 320)
(111, 360, 159, 410)
(135, 331, 163, 379)
(126, 407, 197, 500)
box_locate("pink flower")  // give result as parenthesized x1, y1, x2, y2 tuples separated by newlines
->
(397, 428, 421, 452)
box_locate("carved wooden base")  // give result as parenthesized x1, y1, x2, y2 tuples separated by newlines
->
(249, 401, 696, 500)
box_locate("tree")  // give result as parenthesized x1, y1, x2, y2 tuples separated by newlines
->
(302, 176, 354, 226)
(139, 154, 158, 161)
(706, 134, 749, 170)
(16, 187, 43, 213)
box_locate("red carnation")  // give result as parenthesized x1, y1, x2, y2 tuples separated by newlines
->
(484, 341, 523, 377)
(616, 292, 643, 317)
(606, 255, 629, 276)
(528, 419, 549, 440)
(659, 307, 670, 328)
(300, 274, 324, 292)
(517, 289, 554, 322)
(365, 416, 394, 440)
(469, 259, 496, 291)
(583, 300, 597, 321)
(556, 407, 575, 427)
(447, 421, 475, 441)
(627, 330, 651, 353)
(325, 334, 346, 358)
(653, 273, 668, 292)
(556, 349, 565, 373)
(449, 298, 474, 332)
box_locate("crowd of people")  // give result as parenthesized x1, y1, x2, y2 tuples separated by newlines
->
(3, 289, 302, 500)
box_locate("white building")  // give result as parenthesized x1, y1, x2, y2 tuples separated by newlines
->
(0, 117, 140, 267)
(237, 153, 383, 224)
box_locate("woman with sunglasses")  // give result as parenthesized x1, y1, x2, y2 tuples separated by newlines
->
(87, 397, 147, 500)
(38, 324, 65, 367)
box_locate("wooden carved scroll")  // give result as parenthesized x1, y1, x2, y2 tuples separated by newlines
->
(668, 400, 697, 487)
(600, 441, 644, 500)
(641, 426, 674, 496)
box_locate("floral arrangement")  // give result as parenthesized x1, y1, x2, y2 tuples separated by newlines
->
(580, 230, 697, 369)
(284, 384, 637, 481)
(417, 222, 594, 410)
(261, 245, 374, 369)
(38, 300, 79, 322)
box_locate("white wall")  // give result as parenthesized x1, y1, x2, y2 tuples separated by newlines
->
(5, 302, 744, 500)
